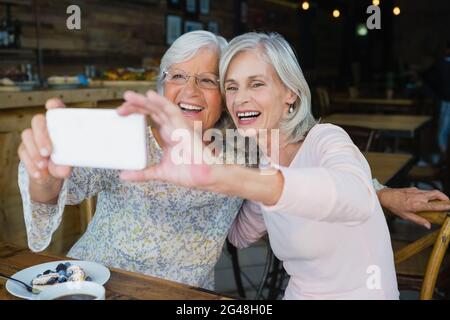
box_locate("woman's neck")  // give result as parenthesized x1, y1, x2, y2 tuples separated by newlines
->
(259, 132, 302, 167)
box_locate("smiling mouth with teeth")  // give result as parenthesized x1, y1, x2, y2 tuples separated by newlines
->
(178, 103, 204, 112)
(236, 111, 262, 121)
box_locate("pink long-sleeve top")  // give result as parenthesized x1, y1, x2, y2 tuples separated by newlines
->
(228, 124, 399, 300)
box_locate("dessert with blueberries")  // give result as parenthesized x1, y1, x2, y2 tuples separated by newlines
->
(30, 262, 92, 293)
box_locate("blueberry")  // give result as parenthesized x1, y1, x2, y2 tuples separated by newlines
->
(47, 277, 57, 285)
(64, 262, 71, 267)
(43, 270, 51, 275)
(36, 274, 42, 278)
(58, 270, 66, 276)
(56, 263, 67, 272)
(57, 277, 67, 283)
(85, 276, 92, 281)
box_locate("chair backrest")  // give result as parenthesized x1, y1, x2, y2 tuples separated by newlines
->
(340, 125, 378, 152)
(315, 87, 332, 117)
(394, 204, 450, 300)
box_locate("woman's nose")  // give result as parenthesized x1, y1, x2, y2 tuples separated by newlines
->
(234, 88, 250, 106)
(182, 77, 202, 96)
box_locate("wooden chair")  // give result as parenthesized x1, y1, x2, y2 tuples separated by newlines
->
(393, 204, 450, 299)
(340, 125, 379, 152)
(407, 135, 449, 194)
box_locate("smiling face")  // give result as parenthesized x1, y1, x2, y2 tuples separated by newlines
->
(163, 47, 223, 131)
(223, 49, 296, 137)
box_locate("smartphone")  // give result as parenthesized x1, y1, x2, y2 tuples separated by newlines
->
(46, 108, 148, 170)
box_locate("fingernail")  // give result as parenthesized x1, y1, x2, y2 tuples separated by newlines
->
(33, 172, 41, 179)
(37, 160, 46, 169)
(40, 148, 49, 157)
(425, 223, 431, 229)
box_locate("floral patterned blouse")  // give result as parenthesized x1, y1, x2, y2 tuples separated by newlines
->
(18, 128, 243, 290)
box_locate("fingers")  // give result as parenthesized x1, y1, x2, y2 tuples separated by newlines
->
(123, 91, 163, 116)
(120, 166, 163, 182)
(123, 90, 151, 107)
(18, 143, 42, 180)
(145, 90, 173, 110)
(419, 201, 450, 213)
(121, 91, 169, 121)
(403, 213, 431, 229)
(117, 102, 166, 129)
(424, 190, 450, 201)
(120, 91, 177, 129)
(31, 114, 52, 157)
(21, 128, 46, 172)
(116, 102, 149, 117)
(45, 98, 66, 110)
(47, 160, 72, 179)
(146, 90, 183, 118)
(19, 112, 71, 182)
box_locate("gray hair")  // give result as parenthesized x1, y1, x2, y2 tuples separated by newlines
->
(157, 30, 228, 94)
(219, 32, 317, 144)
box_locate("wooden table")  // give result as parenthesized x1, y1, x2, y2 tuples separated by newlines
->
(330, 97, 428, 115)
(363, 152, 414, 185)
(0, 242, 230, 300)
(322, 113, 431, 138)
(333, 97, 416, 106)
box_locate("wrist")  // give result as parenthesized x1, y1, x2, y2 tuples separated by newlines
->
(377, 187, 394, 211)
(29, 178, 63, 204)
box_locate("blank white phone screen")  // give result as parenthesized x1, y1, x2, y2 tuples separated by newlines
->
(46, 108, 148, 170)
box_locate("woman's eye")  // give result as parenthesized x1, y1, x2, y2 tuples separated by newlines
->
(225, 86, 237, 91)
(201, 78, 215, 84)
(172, 74, 185, 80)
(252, 82, 264, 88)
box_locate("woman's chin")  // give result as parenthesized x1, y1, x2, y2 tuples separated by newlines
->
(236, 127, 259, 138)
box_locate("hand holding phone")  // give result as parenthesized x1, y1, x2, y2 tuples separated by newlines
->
(18, 99, 72, 187)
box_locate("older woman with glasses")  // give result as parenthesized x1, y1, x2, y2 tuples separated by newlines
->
(17, 31, 243, 290)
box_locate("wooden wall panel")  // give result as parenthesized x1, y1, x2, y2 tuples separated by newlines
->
(0, 0, 236, 77)
(0, 106, 85, 255)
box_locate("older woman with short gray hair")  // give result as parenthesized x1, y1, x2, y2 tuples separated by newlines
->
(17, 31, 243, 290)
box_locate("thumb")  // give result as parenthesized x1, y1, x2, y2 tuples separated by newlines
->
(48, 160, 72, 179)
(45, 98, 66, 110)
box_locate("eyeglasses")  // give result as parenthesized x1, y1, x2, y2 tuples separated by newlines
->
(163, 69, 220, 90)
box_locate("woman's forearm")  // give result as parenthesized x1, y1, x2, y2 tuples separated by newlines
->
(209, 165, 284, 206)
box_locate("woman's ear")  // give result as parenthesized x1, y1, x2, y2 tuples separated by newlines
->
(284, 90, 297, 106)
(284, 90, 298, 113)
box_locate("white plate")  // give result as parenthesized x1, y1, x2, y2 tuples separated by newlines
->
(6, 260, 110, 300)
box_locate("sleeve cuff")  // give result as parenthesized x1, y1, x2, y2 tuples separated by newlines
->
(372, 178, 387, 192)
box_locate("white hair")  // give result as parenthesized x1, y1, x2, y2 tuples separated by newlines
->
(157, 30, 228, 94)
(219, 32, 317, 144)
